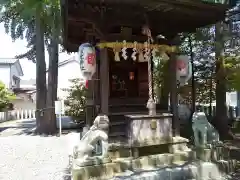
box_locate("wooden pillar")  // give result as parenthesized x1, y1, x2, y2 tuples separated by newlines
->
(100, 48, 109, 114)
(85, 47, 100, 126)
(85, 79, 94, 126)
(169, 52, 179, 136)
(94, 53, 100, 113)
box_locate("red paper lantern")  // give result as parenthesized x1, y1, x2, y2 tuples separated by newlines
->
(78, 43, 96, 80)
(177, 60, 186, 71)
(85, 80, 89, 89)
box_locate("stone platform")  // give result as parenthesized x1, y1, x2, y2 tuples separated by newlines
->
(71, 136, 193, 180)
(72, 152, 191, 180)
(111, 161, 228, 180)
(71, 113, 238, 180)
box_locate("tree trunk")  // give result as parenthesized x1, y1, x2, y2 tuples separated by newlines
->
(35, 9, 47, 133)
(45, 28, 59, 134)
(214, 22, 231, 140)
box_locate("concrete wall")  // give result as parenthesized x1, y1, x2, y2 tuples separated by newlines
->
(12, 99, 35, 110)
(57, 61, 82, 99)
(10, 64, 21, 88)
(0, 64, 10, 88)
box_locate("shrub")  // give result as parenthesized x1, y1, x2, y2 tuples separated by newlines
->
(64, 78, 87, 123)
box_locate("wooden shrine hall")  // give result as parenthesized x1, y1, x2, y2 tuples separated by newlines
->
(61, 0, 228, 142)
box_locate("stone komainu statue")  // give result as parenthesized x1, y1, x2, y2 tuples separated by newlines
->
(192, 112, 220, 147)
(72, 115, 110, 166)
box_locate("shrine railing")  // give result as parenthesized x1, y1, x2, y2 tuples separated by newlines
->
(202, 0, 229, 5)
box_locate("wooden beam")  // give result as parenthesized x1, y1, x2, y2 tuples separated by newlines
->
(67, 16, 199, 36)
(68, 0, 227, 16)
(67, 4, 221, 34)
(71, 0, 228, 9)
(62, 0, 227, 51)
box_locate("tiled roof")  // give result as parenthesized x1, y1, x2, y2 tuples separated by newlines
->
(46, 56, 78, 72)
(0, 58, 24, 76)
(0, 58, 18, 64)
(58, 56, 77, 67)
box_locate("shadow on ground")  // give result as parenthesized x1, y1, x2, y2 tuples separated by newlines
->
(62, 166, 71, 180)
(0, 118, 81, 137)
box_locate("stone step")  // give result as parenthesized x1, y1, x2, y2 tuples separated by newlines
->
(193, 146, 231, 162)
(110, 161, 228, 180)
(71, 152, 191, 180)
(71, 150, 237, 180)
(108, 136, 190, 159)
(215, 159, 237, 174)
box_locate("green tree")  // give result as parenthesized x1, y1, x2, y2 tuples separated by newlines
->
(0, 81, 15, 111)
(179, 29, 216, 106)
(64, 79, 87, 123)
(0, 0, 61, 134)
(178, 19, 240, 140)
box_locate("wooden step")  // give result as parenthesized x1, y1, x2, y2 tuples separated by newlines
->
(109, 104, 148, 113)
(108, 113, 128, 143)
(110, 121, 126, 126)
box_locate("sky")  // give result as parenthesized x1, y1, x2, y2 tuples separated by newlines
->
(0, 23, 73, 80)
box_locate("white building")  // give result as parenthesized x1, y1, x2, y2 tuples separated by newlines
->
(55, 56, 83, 99)
(29, 55, 84, 101)
(0, 58, 23, 89)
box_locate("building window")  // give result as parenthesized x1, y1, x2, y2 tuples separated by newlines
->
(12, 76, 20, 88)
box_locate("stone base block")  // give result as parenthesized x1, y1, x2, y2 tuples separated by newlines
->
(195, 146, 231, 162)
(72, 152, 192, 180)
(216, 159, 237, 174)
(108, 136, 189, 160)
(130, 152, 191, 170)
(74, 157, 111, 167)
(110, 161, 226, 180)
(72, 162, 126, 180)
(108, 148, 131, 159)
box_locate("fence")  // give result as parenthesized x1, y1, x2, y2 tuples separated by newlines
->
(0, 109, 36, 122)
(0, 106, 238, 123)
(198, 105, 239, 118)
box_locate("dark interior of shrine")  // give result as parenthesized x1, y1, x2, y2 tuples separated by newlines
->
(108, 49, 148, 99)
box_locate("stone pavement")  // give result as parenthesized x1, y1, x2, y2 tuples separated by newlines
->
(0, 133, 72, 180)
(0, 118, 74, 180)
(0, 119, 240, 180)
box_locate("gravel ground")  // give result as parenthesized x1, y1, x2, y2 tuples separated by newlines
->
(0, 119, 240, 180)
(1, 133, 240, 180)
(0, 134, 73, 180)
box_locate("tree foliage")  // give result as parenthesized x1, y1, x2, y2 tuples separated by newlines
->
(178, 19, 240, 105)
(0, 81, 15, 111)
(0, 0, 61, 61)
(178, 29, 216, 104)
(0, 0, 62, 134)
(64, 79, 87, 123)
